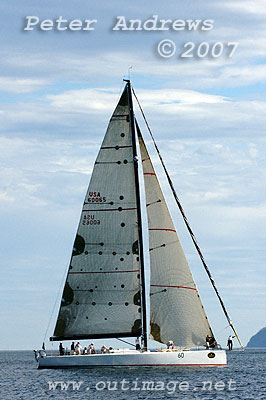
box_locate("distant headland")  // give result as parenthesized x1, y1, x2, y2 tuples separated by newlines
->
(247, 327, 266, 348)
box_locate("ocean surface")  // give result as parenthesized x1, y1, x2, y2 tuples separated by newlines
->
(0, 349, 265, 399)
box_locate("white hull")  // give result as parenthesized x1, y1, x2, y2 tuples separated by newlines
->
(38, 349, 227, 369)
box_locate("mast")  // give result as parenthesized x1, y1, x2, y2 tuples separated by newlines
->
(125, 79, 148, 351)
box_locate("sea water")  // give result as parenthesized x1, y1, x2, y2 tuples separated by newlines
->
(0, 349, 265, 399)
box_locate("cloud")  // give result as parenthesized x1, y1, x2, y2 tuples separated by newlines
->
(223, 0, 266, 15)
(46, 88, 119, 113)
(0, 136, 96, 212)
(1, 85, 266, 145)
(46, 87, 227, 113)
(1, 47, 266, 92)
(0, 77, 50, 93)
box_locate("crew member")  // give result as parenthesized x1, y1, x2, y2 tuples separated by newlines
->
(227, 335, 235, 351)
(167, 340, 174, 350)
(88, 342, 95, 354)
(101, 345, 109, 354)
(75, 342, 82, 355)
(206, 335, 217, 349)
(71, 341, 75, 355)
(59, 342, 65, 356)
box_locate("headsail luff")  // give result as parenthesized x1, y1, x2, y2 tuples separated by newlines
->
(51, 87, 141, 341)
(137, 126, 213, 347)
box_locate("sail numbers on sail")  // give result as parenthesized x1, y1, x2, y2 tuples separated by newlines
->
(86, 192, 107, 203)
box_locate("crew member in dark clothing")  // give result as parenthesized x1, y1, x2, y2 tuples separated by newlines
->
(59, 342, 65, 356)
(227, 335, 235, 350)
(71, 341, 75, 355)
(206, 335, 217, 349)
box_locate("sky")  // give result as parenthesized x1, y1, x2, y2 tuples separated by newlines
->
(0, 0, 265, 350)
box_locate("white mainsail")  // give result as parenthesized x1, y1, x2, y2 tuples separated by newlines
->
(138, 129, 213, 347)
(53, 87, 141, 340)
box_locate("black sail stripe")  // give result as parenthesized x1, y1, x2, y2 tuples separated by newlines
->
(69, 270, 139, 274)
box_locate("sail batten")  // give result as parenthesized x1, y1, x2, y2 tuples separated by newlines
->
(151, 284, 197, 291)
(137, 125, 212, 347)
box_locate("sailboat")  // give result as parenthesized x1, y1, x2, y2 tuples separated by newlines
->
(36, 80, 240, 368)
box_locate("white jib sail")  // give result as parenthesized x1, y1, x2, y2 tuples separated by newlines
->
(138, 130, 213, 347)
(53, 87, 141, 339)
